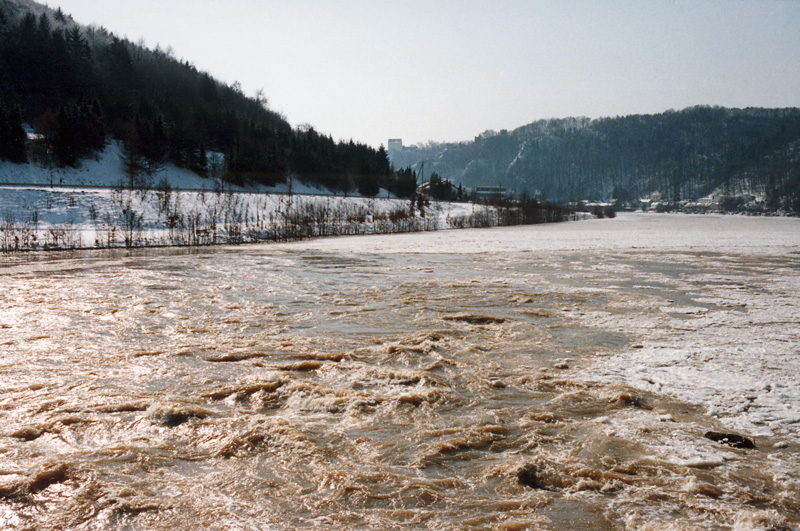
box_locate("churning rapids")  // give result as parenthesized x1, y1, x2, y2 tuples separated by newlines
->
(1, 213, 799, 531)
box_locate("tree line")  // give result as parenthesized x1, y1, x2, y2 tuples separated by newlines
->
(0, 4, 416, 197)
(390, 106, 800, 212)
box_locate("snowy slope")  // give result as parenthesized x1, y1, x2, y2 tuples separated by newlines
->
(0, 140, 333, 195)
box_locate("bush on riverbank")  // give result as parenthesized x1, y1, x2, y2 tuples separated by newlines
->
(0, 189, 576, 252)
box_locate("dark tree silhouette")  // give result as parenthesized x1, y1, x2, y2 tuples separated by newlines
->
(0, 2, 409, 195)
(0, 102, 27, 163)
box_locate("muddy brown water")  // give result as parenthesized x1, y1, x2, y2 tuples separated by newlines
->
(1, 217, 799, 530)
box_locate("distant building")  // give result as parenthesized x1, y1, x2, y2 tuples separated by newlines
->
(473, 186, 506, 201)
(388, 139, 403, 152)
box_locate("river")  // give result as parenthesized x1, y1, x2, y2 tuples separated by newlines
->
(1, 213, 799, 530)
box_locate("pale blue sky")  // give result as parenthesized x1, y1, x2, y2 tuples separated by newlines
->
(50, 0, 800, 148)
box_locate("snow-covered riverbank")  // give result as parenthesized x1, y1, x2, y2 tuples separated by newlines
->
(0, 184, 500, 250)
(0, 141, 525, 249)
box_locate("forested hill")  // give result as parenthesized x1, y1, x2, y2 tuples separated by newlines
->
(0, 0, 416, 197)
(390, 107, 800, 211)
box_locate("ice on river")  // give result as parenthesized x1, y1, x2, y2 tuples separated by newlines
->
(293, 213, 800, 438)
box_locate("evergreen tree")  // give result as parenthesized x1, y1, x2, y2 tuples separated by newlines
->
(120, 121, 145, 189)
(141, 115, 168, 174)
(356, 172, 380, 197)
(9, 105, 28, 163)
(53, 103, 78, 166)
(0, 105, 9, 161)
(0, 103, 27, 163)
(0, 2, 498, 196)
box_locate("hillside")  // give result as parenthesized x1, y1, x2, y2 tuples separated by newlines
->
(0, 0, 416, 197)
(389, 106, 800, 212)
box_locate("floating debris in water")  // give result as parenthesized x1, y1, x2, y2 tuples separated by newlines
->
(703, 431, 756, 449)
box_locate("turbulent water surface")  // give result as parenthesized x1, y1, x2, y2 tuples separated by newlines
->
(1, 213, 799, 530)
